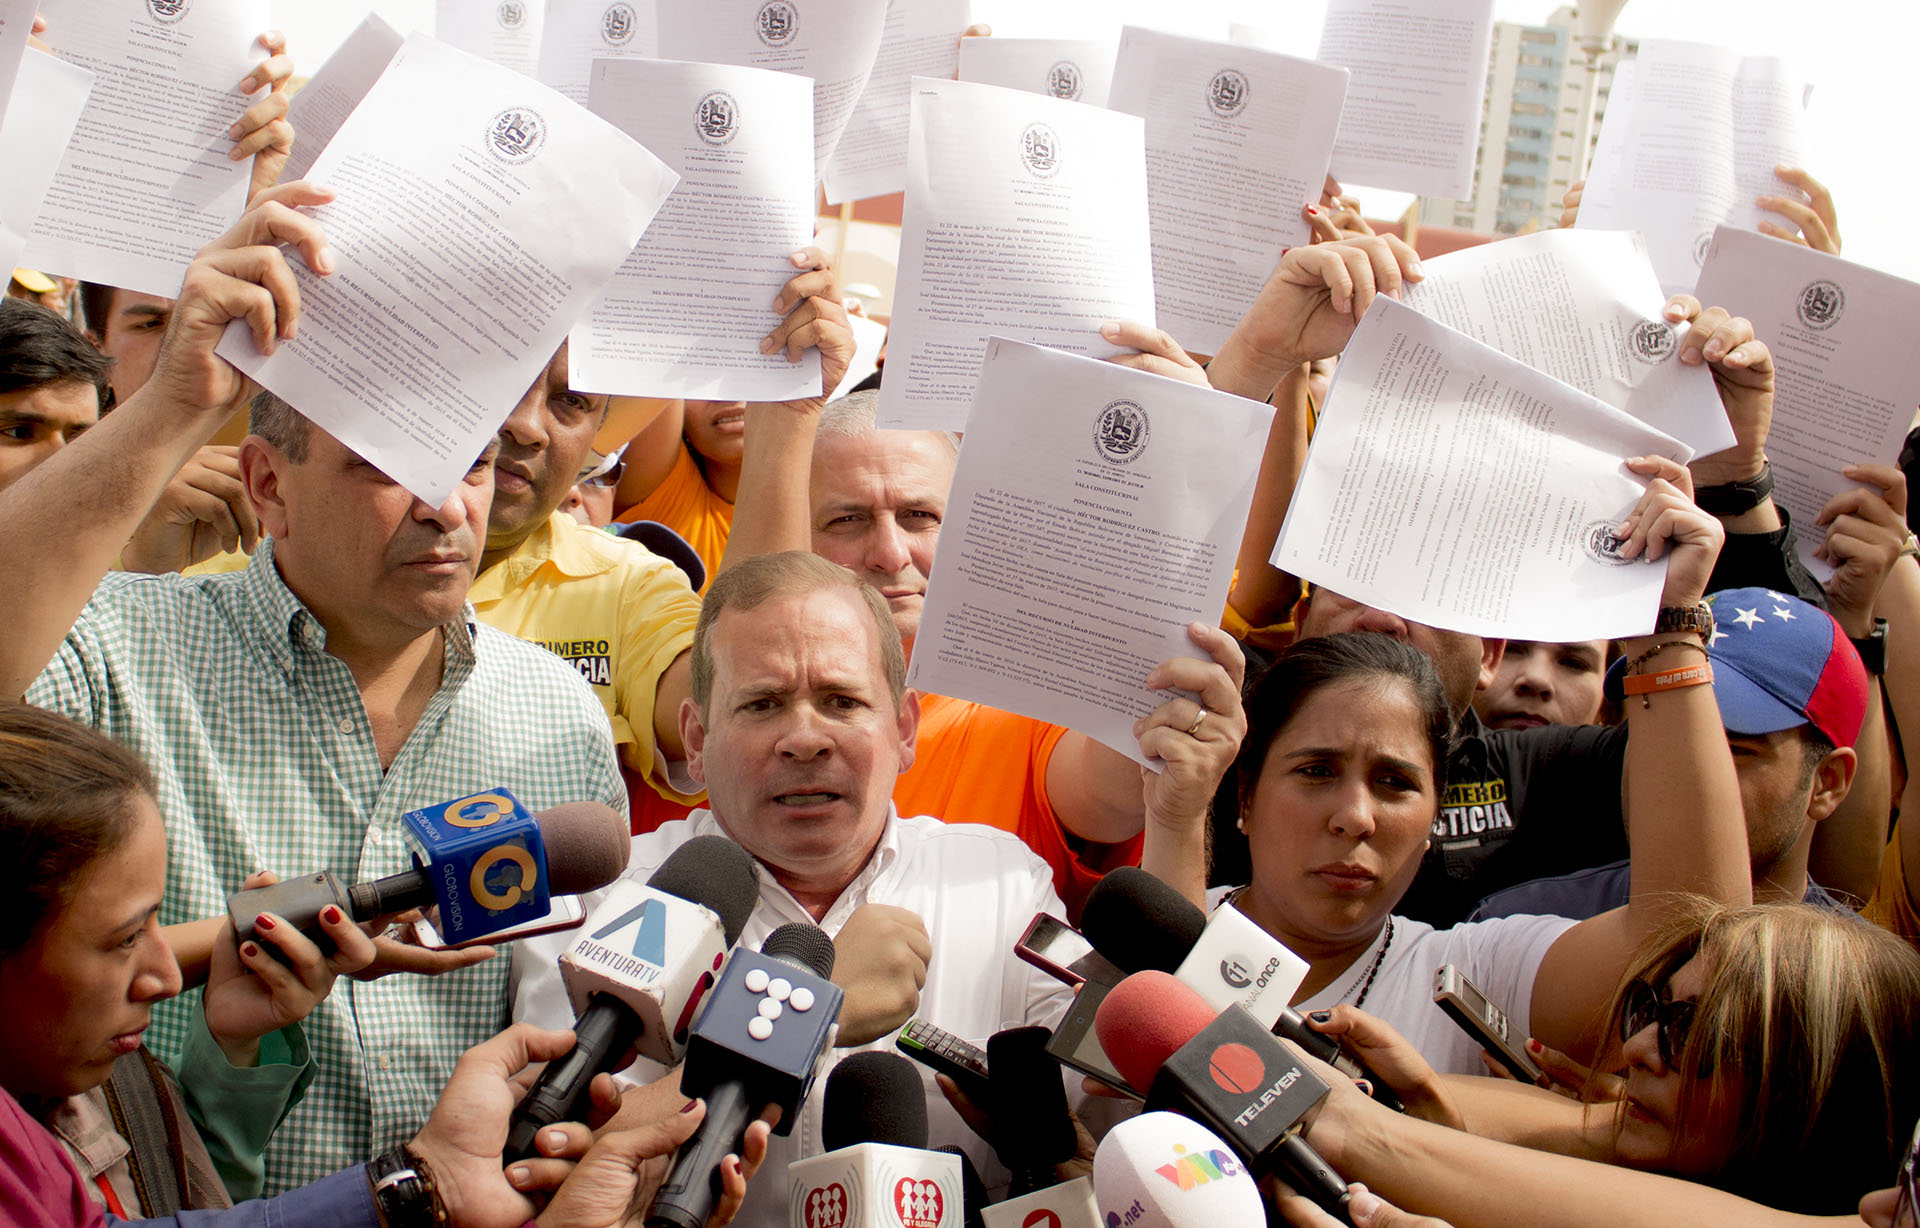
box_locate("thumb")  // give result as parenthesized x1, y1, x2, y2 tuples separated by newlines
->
(587, 1099, 707, 1168)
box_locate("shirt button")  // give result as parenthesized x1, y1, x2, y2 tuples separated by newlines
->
(379, 1055, 393, 1070)
(338, 717, 356, 734)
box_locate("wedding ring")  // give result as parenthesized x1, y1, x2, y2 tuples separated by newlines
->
(1184, 706, 1209, 737)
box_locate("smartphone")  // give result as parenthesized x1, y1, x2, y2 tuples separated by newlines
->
(1016, 913, 1097, 986)
(1045, 979, 1143, 1100)
(1433, 964, 1542, 1083)
(411, 894, 587, 950)
(896, 1019, 993, 1104)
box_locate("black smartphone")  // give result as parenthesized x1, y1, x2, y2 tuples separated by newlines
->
(896, 1019, 993, 1104)
(1044, 979, 1143, 1099)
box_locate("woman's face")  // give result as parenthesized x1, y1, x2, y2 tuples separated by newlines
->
(1617, 955, 1744, 1178)
(1239, 677, 1438, 957)
(0, 794, 181, 1102)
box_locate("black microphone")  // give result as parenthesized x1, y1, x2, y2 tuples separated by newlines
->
(1080, 868, 1403, 1113)
(791, 1053, 966, 1228)
(934, 1145, 987, 1228)
(985, 1027, 1079, 1198)
(505, 836, 760, 1160)
(647, 922, 846, 1228)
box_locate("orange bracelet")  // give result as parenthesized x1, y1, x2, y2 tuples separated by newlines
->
(1621, 661, 1714, 708)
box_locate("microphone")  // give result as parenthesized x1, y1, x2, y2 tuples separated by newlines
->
(227, 790, 627, 945)
(1094, 971, 1354, 1226)
(985, 1027, 1079, 1198)
(932, 1146, 986, 1228)
(649, 922, 846, 1228)
(505, 835, 760, 1160)
(788, 1052, 962, 1228)
(1091, 1111, 1265, 1228)
(1079, 869, 1401, 1113)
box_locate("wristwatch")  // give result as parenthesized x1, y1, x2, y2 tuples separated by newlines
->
(367, 1147, 442, 1228)
(1694, 461, 1774, 516)
(1851, 618, 1889, 677)
(1654, 601, 1716, 642)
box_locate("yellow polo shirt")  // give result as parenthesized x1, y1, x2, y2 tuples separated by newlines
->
(470, 512, 704, 803)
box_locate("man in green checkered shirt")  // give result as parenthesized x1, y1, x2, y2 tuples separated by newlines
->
(0, 188, 640, 1192)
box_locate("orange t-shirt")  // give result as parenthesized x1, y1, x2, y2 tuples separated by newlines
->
(616, 444, 733, 593)
(1864, 818, 1920, 947)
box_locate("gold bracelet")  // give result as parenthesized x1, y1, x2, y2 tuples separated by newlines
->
(1622, 639, 1709, 676)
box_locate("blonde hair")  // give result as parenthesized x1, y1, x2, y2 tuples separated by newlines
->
(1604, 899, 1920, 1213)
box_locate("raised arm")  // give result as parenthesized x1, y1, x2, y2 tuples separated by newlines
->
(0, 182, 334, 699)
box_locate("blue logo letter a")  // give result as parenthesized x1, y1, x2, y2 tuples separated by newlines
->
(591, 897, 667, 964)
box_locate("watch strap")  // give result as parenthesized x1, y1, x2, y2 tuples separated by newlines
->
(1850, 618, 1889, 676)
(1694, 460, 1774, 516)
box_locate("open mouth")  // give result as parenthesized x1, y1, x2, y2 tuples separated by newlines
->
(774, 792, 842, 806)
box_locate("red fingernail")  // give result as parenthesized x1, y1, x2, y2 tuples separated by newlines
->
(1527, 1038, 1543, 1053)
(1306, 205, 1319, 215)
(255, 914, 276, 931)
(680, 1100, 699, 1114)
(242, 943, 260, 958)
(322, 906, 343, 925)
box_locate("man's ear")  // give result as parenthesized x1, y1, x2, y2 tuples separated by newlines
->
(681, 696, 709, 788)
(894, 689, 923, 776)
(1806, 745, 1858, 823)
(1477, 638, 1507, 693)
(238, 435, 289, 540)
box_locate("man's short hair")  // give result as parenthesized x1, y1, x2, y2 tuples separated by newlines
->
(691, 551, 906, 715)
(77, 283, 115, 339)
(816, 388, 959, 456)
(0, 299, 111, 412)
(249, 389, 314, 463)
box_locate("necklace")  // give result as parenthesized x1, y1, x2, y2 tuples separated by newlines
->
(1346, 916, 1395, 1011)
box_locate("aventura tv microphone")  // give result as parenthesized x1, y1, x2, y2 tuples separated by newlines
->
(788, 1051, 961, 1228)
(648, 922, 846, 1228)
(505, 835, 760, 1160)
(1091, 1111, 1265, 1228)
(1095, 971, 1354, 1226)
(228, 789, 627, 946)
(1079, 868, 1401, 1113)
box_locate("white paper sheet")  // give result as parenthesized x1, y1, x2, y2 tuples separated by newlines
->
(909, 337, 1273, 768)
(956, 36, 1115, 108)
(536, 0, 658, 105)
(215, 34, 679, 506)
(1228, 20, 1320, 61)
(1314, 0, 1494, 199)
(878, 77, 1156, 432)
(1693, 226, 1920, 580)
(657, 0, 888, 182)
(821, 0, 971, 204)
(435, 0, 544, 78)
(829, 310, 889, 400)
(0, 49, 93, 277)
(570, 58, 818, 402)
(0, 0, 40, 134)
(1576, 41, 1807, 298)
(1401, 229, 1736, 455)
(280, 12, 403, 184)
(1273, 296, 1694, 642)
(22, 0, 265, 297)
(1107, 26, 1347, 356)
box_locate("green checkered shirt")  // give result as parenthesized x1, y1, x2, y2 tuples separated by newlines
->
(27, 539, 626, 1193)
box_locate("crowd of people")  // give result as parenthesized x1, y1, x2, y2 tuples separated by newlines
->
(2, 11, 1918, 1228)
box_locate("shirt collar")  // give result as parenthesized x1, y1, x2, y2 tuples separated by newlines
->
(42, 1089, 129, 1179)
(691, 806, 904, 927)
(472, 512, 617, 601)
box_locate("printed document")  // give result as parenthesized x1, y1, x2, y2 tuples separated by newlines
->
(280, 12, 402, 183)
(0, 0, 38, 133)
(658, 0, 888, 181)
(1401, 228, 1736, 454)
(435, 0, 543, 78)
(1108, 26, 1348, 355)
(571, 58, 819, 402)
(1315, 0, 1494, 199)
(1576, 40, 1807, 297)
(1694, 226, 1920, 579)
(957, 36, 1115, 108)
(1273, 297, 1694, 642)
(822, 0, 971, 204)
(909, 338, 1273, 768)
(537, 0, 659, 105)
(878, 77, 1155, 432)
(216, 34, 679, 506)
(22, 0, 265, 297)
(0, 49, 93, 277)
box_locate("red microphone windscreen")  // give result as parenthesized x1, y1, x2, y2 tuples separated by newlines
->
(1095, 970, 1218, 1093)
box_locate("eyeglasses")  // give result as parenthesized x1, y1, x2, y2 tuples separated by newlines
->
(577, 459, 627, 489)
(1895, 1116, 1920, 1228)
(1621, 976, 1701, 1070)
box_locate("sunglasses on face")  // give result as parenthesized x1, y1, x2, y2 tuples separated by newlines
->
(1621, 976, 1704, 1071)
(1895, 1116, 1920, 1228)
(577, 459, 627, 489)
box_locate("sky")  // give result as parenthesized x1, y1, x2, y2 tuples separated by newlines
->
(268, 0, 1920, 281)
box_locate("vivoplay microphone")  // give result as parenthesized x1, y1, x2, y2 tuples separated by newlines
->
(505, 835, 761, 1160)
(648, 922, 846, 1228)
(788, 1051, 961, 1228)
(1095, 971, 1355, 1226)
(1091, 1111, 1265, 1228)
(1079, 869, 1402, 1113)
(227, 789, 627, 946)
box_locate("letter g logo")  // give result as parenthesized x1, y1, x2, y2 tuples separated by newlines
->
(445, 792, 517, 828)
(470, 844, 539, 909)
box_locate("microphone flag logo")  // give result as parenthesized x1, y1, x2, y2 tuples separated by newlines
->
(1207, 1043, 1265, 1096)
(804, 1183, 848, 1228)
(893, 1177, 945, 1228)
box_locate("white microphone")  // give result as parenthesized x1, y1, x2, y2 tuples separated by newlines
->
(979, 1176, 1101, 1228)
(789, 1052, 962, 1228)
(1092, 1112, 1265, 1228)
(1173, 902, 1308, 1028)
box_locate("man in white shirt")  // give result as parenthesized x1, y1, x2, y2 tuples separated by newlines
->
(514, 550, 1074, 1224)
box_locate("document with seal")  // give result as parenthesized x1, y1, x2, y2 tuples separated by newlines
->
(22, 0, 265, 298)
(659, 0, 888, 181)
(1315, 0, 1494, 199)
(1401, 228, 1736, 454)
(435, 0, 543, 78)
(570, 57, 819, 402)
(0, 49, 93, 277)
(957, 36, 1115, 109)
(215, 33, 679, 507)
(822, 0, 972, 204)
(1576, 41, 1807, 297)
(1108, 25, 1348, 356)
(909, 338, 1274, 768)
(280, 12, 402, 183)
(1274, 296, 1694, 642)
(1694, 225, 1920, 579)
(879, 77, 1155, 432)
(537, 0, 658, 105)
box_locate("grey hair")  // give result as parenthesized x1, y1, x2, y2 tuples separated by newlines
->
(248, 389, 314, 462)
(816, 389, 959, 455)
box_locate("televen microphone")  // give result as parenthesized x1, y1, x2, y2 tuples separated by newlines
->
(788, 1051, 961, 1228)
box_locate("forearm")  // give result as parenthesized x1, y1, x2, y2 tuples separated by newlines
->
(1872, 559, 1920, 885)
(1226, 365, 1312, 630)
(715, 401, 819, 574)
(166, 916, 227, 990)
(1138, 810, 1209, 909)
(1437, 1075, 1610, 1160)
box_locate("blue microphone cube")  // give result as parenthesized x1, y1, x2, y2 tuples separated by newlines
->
(684, 949, 845, 1136)
(401, 788, 549, 944)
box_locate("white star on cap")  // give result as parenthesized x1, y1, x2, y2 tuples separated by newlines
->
(1772, 606, 1796, 621)
(1710, 628, 1729, 646)
(1733, 607, 1763, 630)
